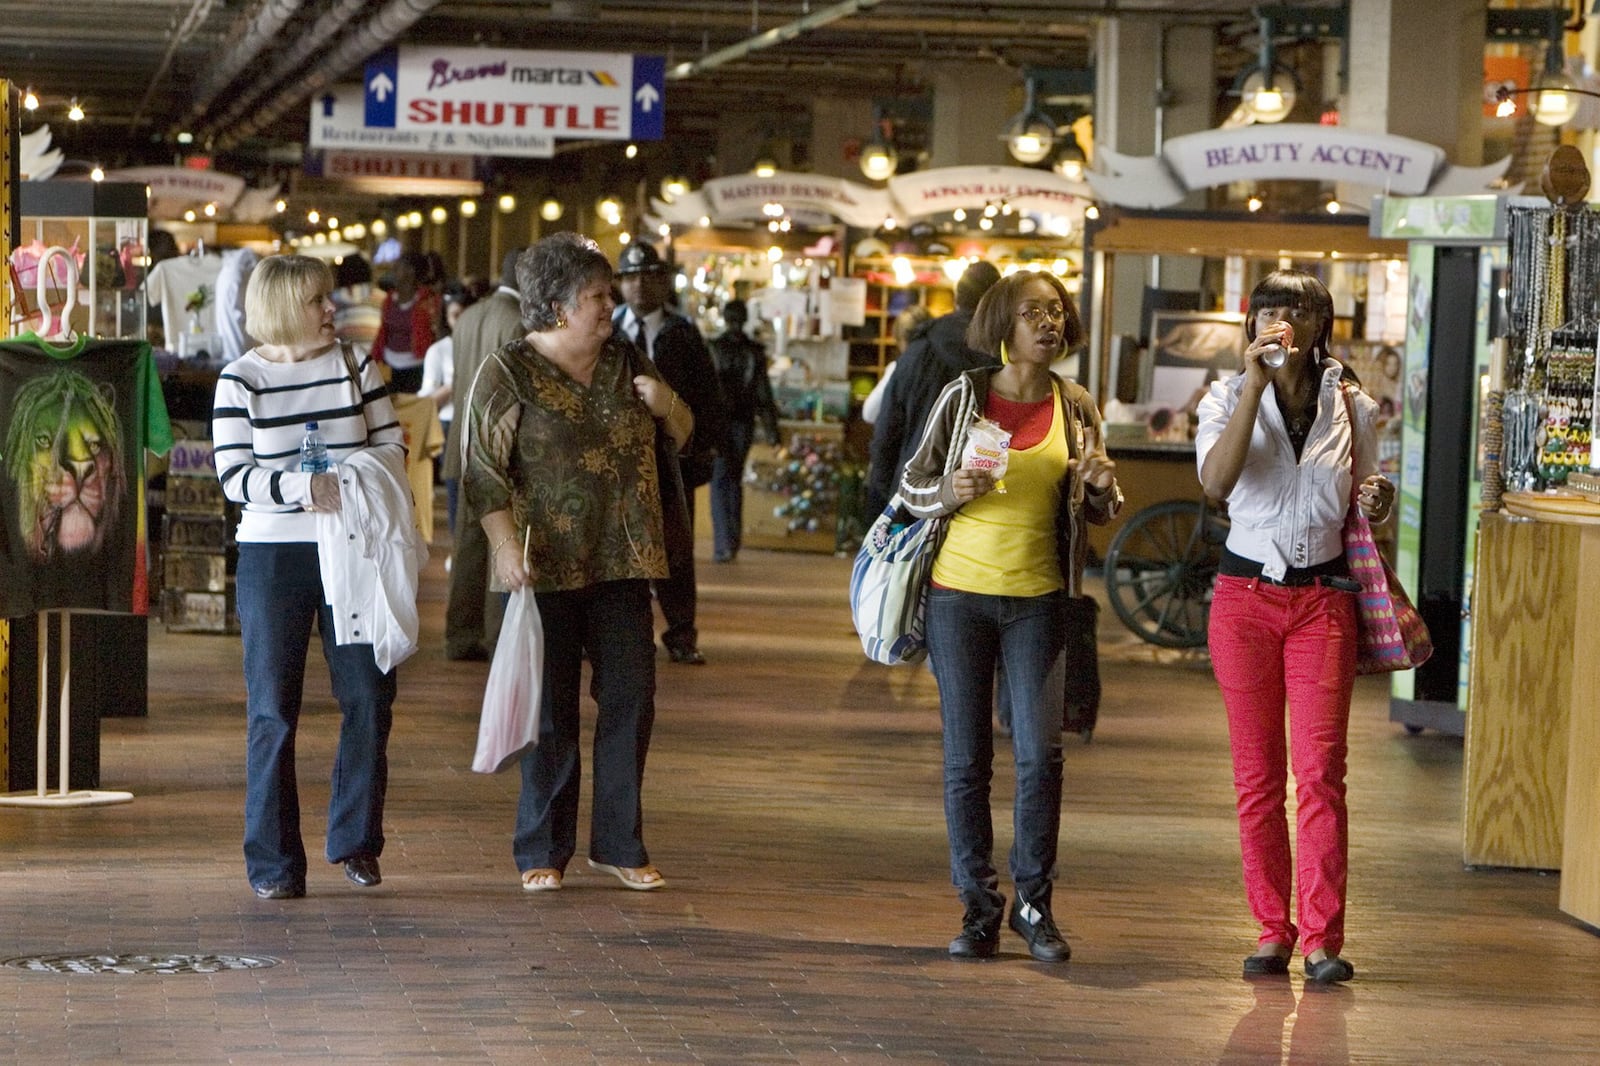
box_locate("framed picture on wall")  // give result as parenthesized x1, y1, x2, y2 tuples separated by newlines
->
(1147, 310, 1245, 408)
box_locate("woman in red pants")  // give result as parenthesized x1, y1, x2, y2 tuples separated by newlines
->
(1194, 270, 1395, 984)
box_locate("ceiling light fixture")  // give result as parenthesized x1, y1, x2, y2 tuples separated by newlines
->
(1237, 13, 1298, 124)
(660, 175, 689, 203)
(1002, 76, 1056, 164)
(66, 98, 85, 122)
(539, 197, 564, 222)
(1051, 133, 1087, 182)
(22, 87, 39, 111)
(859, 107, 898, 181)
(459, 199, 478, 218)
(497, 194, 517, 213)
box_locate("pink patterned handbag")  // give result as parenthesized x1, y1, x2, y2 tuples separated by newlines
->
(1340, 387, 1433, 674)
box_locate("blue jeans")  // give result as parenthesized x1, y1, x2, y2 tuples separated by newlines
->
(925, 586, 1067, 919)
(236, 543, 396, 889)
(711, 422, 754, 558)
(514, 579, 658, 873)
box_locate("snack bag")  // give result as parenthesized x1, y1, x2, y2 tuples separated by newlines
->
(961, 417, 1012, 493)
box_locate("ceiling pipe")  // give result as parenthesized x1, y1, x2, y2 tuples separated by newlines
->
(667, 0, 889, 81)
(177, 0, 308, 132)
(195, 0, 372, 143)
(127, 0, 217, 131)
(213, 0, 446, 150)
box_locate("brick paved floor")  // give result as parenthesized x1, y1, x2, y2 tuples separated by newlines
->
(0, 541, 1596, 1063)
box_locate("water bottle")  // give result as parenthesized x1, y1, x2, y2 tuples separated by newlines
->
(300, 421, 331, 473)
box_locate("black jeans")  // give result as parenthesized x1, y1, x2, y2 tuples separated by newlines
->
(711, 422, 754, 558)
(653, 482, 698, 654)
(513, 579, 658, 873)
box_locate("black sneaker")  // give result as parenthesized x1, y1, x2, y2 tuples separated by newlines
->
(1009, 896, 1071, 963)
(948, 908, 1002, 959)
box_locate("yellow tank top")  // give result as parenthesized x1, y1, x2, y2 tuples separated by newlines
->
(932, 388, 1070, 596)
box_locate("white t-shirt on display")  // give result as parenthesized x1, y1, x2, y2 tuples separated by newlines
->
(147, 253, 223, 345)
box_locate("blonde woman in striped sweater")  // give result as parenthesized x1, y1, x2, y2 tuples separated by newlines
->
(212, 254, 405, 901)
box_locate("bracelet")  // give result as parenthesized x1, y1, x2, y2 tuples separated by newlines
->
(658, 392, 679, 423)
(490, 532, 516, 557)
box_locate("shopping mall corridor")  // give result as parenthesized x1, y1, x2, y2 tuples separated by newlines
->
(1, 531, 1597, 1064)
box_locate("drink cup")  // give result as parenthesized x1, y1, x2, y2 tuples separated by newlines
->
(1261, 322, 1293, 368)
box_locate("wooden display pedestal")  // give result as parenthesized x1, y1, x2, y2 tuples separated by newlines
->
(1472, 494, 1600, 931)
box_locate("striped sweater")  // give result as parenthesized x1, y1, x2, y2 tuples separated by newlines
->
(212, 345, 405, 543)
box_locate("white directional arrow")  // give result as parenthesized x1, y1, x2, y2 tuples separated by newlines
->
(368, 71, 395, 102)
(634, 82, 660, 112)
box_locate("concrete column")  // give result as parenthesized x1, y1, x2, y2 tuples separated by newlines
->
(1094, 18, 1217, 329)
(927, 63, 1011, 168)
(1345, 0, 1483, 162)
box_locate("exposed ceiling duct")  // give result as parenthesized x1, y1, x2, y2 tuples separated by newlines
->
(194, 0, 374, 144)
(212, 0, 448, 150)
(178, 0, 310, 132)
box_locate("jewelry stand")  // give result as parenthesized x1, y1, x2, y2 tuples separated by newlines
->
(0, 613, 134, 808)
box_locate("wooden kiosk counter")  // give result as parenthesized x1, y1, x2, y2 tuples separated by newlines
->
(1467, 492, 1600, 930)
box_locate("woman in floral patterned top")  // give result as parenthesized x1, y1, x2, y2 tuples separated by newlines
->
(463, 233, 692, 893)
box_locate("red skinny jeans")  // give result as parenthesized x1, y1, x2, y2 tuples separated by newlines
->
(1208, 574, 1357, 956)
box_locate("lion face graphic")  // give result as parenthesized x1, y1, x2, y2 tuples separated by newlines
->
(4, 370, 125, 563)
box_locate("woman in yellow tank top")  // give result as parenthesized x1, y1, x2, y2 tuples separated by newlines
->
(899, 272, 1121, 962)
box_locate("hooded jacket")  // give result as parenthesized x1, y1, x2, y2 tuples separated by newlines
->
(865, 311, 999, 515)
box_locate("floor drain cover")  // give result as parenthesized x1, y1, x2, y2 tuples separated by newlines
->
(2, 953, 280, 975)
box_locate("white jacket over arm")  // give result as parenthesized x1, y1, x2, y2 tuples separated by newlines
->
(315, 448, 429, 672)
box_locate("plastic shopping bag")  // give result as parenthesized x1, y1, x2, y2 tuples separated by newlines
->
(471, 587, 543, 773)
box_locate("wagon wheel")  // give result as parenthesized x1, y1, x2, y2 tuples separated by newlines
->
(1104, 499, 1227, 649)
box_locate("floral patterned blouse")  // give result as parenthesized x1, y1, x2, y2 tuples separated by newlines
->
(462, 334, 669, 592)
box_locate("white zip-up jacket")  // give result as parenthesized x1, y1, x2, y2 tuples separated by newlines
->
(314, 448, 429, 672)
(1194, 360, 1380, 581)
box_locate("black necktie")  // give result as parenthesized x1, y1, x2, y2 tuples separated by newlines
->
(632, 317, 648, 358)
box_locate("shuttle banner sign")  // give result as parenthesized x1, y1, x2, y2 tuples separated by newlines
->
(358, 45, 665, 157)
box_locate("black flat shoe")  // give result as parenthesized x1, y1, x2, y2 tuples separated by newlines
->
(1305, 956, 1355, 984)
(1243, 953, 1291, 976)
(343, 856, 382, 887)
(667, 646, 707, 665)
(252, 882, 305, 900)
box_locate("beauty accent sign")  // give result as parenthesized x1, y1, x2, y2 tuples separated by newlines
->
(1089, 124, 1511, 209)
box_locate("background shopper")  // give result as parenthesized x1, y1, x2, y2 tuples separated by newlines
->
(370, 251, 439, 394)
(613, 241, 726, 664)
(706, 298, 780, 563)
(463, 234, 691, 893)
(1195, 269, 1396, 984)
(900, 271, 1121, 962)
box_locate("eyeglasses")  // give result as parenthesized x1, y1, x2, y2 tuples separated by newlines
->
(1016, 304, 1066, 326)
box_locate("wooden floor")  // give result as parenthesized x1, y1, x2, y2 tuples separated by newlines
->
(1, 530, 1598, 1064)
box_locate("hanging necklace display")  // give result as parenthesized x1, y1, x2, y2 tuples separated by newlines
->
(1503, 206, 1551, 490)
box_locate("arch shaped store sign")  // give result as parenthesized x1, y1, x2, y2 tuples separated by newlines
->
(651, 166, 1091, 228)
(1088, 125, 1513, 209)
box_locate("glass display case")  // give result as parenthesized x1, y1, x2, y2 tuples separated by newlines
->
(12, 182, 149, 340)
